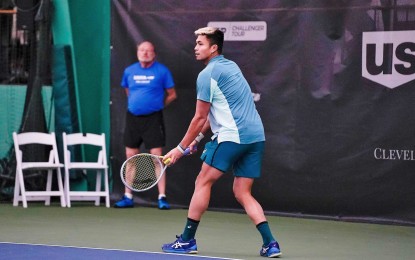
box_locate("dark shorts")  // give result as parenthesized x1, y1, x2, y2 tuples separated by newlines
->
(200, 138, 265, 178)
(124, 110, 166, 149)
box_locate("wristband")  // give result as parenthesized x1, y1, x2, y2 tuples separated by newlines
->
(194, 132, 205, 143)
(176, 144, 185, 154)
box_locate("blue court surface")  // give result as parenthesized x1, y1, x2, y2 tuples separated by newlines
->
(0, 242, 240, 260)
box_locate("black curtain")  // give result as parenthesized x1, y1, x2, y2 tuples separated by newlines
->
(110, 0, 415, 225)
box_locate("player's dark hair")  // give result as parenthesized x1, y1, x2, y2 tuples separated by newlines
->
(206, 29, 224, 54)
(195, 27, 224, 54)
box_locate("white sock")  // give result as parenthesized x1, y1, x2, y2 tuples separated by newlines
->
(158, 194, 166, 200)
(125, 193, 133, 199)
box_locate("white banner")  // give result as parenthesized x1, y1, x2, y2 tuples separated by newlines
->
(207, 21, 267, 41)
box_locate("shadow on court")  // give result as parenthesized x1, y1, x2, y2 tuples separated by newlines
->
(0, 203, 414, 259)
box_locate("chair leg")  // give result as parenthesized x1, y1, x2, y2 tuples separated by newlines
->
(95, 171, 102, 206)
(57, 169, 66, 207)
(45, 170, 53, 206)
(64, 168, 71, 208)
(104, 170, 110, 208)
(18, 169, 27, 208)
(13, 169, 21, 207)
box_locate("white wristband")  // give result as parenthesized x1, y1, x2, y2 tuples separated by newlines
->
(176, 144, 185, 154)
(195, 132, 204, 143)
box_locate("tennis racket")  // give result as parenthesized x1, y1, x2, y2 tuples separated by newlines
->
(120, 149, 190, 192)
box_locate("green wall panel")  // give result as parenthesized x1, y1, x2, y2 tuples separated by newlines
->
(51, 0, 111, 191)
(67, 0, 110, 138)
(0, 85, 54, 158)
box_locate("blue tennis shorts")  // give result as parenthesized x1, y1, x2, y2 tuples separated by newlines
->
(200, 138, 265, 178)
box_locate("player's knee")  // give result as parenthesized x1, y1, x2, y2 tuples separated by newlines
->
(233, 188, 245, 204)
(195, 172, 215, 189)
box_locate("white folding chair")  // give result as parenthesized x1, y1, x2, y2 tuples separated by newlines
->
(62, 132, 110, 207)
(13, 132, 66, 208)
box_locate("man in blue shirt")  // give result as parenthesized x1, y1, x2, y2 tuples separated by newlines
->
(161, 28, 281, 257)
(114, 41, 177, 210)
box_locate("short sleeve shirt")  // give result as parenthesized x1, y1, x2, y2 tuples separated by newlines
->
(196, 55, 265, 144)
(121, 61, 174, 116)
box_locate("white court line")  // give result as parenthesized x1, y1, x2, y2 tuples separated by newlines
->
(0, 242, 242, 260)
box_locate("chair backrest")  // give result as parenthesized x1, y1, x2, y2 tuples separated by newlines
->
(62, 133, 107, 166)
(13, 132, 60, 165)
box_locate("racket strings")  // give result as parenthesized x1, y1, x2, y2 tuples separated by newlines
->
(122, 155, 163, 190)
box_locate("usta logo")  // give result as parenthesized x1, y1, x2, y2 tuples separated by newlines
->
(362, 30, 415, 89)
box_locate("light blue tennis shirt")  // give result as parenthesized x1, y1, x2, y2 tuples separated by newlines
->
(196, 55, 265, 144)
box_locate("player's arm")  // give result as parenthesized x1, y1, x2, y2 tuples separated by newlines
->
(179, 99, 210, 148)
(187, 117, 210, 154)
(163, 100, 210, 163)
(164, 87, 177, 106)
(200, 117, 211, 136)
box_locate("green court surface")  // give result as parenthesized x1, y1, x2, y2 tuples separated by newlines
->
(0, 203, 414, 260)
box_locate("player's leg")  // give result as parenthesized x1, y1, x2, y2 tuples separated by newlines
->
(233, 177, 281, 257)
(233, 177, 266, 223)
(232, 141, 281, 258)
(188, 163, 223, 221)
(183, 138, 236, 233)
(161, 163, 222, 254)
(182, 163, 223, 241)
(162, 138, 227, 254)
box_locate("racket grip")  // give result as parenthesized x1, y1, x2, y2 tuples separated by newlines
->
(183, 147, 191, 156)
(163, 158, 172, 165)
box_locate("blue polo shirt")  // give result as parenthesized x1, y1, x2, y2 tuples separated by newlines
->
(196, 55, 265, 144)
(121, 61, 174, 116)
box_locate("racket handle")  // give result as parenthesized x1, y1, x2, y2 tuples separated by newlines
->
(163, 158, 172, 165)
(183, 147, 191, 156)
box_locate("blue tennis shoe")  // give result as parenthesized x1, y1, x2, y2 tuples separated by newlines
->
(162, 235, 198, 254)
(260, 241, 281, 258)
(113, 195, 134, 208)
(158, 197, 171, 210)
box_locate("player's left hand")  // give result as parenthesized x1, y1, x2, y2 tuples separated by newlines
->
(163, 147, 184, 165)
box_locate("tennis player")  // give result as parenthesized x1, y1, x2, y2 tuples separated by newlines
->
(161, 27, 281, 258)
